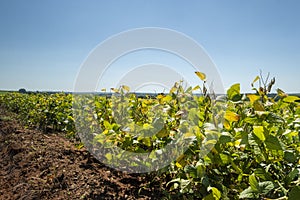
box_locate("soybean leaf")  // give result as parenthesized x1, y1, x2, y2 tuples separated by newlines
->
(259, 181, 274, 194)
(283, 95, 300, 103)
(265, 135, 283, 150)
(224, 110, 240, 122)
(251, 76, 260, 87)
(285, 168, 299, 186)
(253, 126, 266, 141)
(195, 71, 206, 81)
(239, 187, 257, 199)
(247, 94, 260, 103)
(254, 168, 273, 181)
(227, 83, 241, 101)
(289, 186, 300, 200)
(249, 174, 259, 192)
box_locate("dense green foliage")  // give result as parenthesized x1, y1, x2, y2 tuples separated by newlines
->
(0, 92, 75, 137)
(1, 74, 300, 199)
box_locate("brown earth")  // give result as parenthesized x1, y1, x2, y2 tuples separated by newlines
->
(0, 107, 169, 200)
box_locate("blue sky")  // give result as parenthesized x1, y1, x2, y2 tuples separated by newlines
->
(0, 0, 299, 93)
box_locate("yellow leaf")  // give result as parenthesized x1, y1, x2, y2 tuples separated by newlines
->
(195, 71, 206, 81)
(162, 95, 173, 103)
(183, 132, 195, 139)
(111, 88, 119, 93)
(224, 110, 240, 122)
(156, 127, 169, 138)
(175, 154, 186, 168)
(277, 88, 288, 97)
(142, 123, 153, 130)
(176, 154, 185, 163)
(105, 153, 112, 161)
(170, 86, 177, 94)
(251, 76, 260, 86)
(192, 85, 200, 91)
(121, 85, 130, 92)
(175, 162, 183, 168)
(157, 94, 164, 99)
(247, 94, 260, 103)
(283, 96, 300, 103)
(253, 101, 265, 111)
(253, 126, 266, 141)
(234, 139, 241, 147)
(223, 120, 230, 130)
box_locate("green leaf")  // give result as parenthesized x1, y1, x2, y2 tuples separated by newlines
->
(265, 135, 283, 150)
(210, 187, 222, 200)
(285, 168, 299, 185)
(244, 116, 259, 124)
(259, 181, 274, 194)
(178, 179, 191, 193)
(195, 161, 206, 178)
(204, 139, 218, 149)
(138, 137, 152, 147)
(283, 95, 300, 103)
(219, 132, 232, 144)
(204, 187, 222, 200)
(267, 112, 284, 123)
(227, 83, 241, 101)
(185, 86, 192, 93)
(284, 151, 297, 163)
(220, 153, 231, 164)
(239, 187, 257, 199)
(253, 126, 266, 141)
(148, 151, 156, 160)
(254, 168, 273, 181)
(184, 165, 197, 179)
(203, 193, 215, 200)
(249, 174, 259, 192)
(231, 160, 243, 174)
(289, 186, 300, 200)
(156, 127, 169, 138)
(103, 120, 112, 130)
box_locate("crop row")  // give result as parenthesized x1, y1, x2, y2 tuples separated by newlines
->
(1, 74, 300, 199)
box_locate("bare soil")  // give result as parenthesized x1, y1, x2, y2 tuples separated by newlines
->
(0, 107, 167, 200)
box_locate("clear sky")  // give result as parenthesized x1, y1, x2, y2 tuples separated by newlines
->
(0, 0, 299, 93)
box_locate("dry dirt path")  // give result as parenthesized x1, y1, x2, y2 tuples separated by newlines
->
(0, 107, 166, 200)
